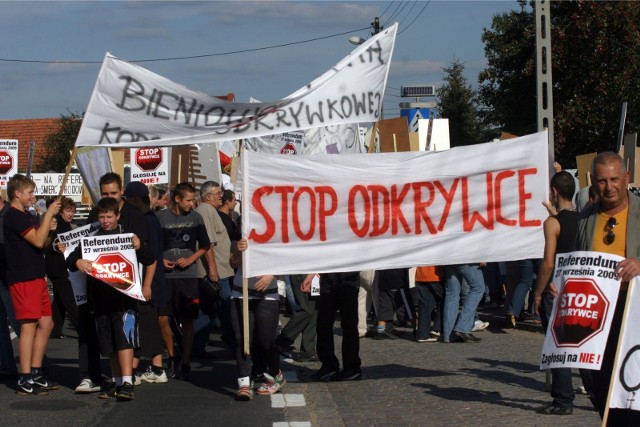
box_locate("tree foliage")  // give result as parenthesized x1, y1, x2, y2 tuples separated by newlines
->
(478, 1, 640, 167)
(436, 60, 484, 147)
(37, 112, 82, 172)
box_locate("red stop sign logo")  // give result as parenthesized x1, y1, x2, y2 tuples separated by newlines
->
(135, 148, 163, 171)
(280, 143, 297, 155)
(93, 253, 135, 291)
(552, 278, 609, 347)
(0, 150, 13, 175)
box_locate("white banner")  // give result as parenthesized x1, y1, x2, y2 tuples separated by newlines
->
(80, 233, 145, 301)
(129, 147, 169, 185)
(31, 173, 84, 197)
(609, 280, 640, 410)
(74, 24, 397, 148)
(243, 131, 550, 277)
(0, 139, 18, 189)
(540, 251, 624, 370)
(56, 222, 101, 306)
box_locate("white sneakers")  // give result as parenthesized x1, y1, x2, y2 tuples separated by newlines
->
(472, 320, 490, 332)
(75, 378, 101, 393)
(139, 366, 169, 384)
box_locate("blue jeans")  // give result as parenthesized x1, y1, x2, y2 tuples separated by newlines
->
(507, 259, 541, 317)
(443, 264, 485, 341)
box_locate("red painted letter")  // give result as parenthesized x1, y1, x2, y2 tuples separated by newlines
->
(316, 186, 338, 241)
(518, 168, 541, 227)
(412, 181, 437, 235)
(248, 186, 275, 243)
(348, 185, 370, 238)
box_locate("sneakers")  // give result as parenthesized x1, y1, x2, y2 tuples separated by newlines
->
(256, 370, 286, 395)
(75, 378, 101, 393)
(98, 383, 119, 399)
(16, 380, 48, 396)
(276, 341, 294, 359)
(331, 369, 362, 381)
(133, 373, 142, 386)
(416, 336, 438, 343)
(310, 366, 339, 382)
(32, 376, 59, 391)
(139, 366, 168, 384)
(116, 382, 134, 401)
(372, 329, 397, 340)
(472, 320, 490, 332)
(430, 330, 441, 338)
(236, 377, 254, 401)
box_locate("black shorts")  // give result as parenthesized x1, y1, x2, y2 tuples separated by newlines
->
(95, 309, 140, 356)
(168, 278, 199, 319)
(135, 301, 164, 358)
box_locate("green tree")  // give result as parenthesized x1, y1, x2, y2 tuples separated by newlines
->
(478, 1, 640, 167)
(37, 112, 82, 172)
(436, 60, 484, 147)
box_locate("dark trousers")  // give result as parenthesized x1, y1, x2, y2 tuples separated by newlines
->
(230, 298, 280, 378)
(416, 281, 444, 339)
(317, 284, 360, 371)
(277, 275, 318, 358)
(77, 303, 102, 383)
(50, 278, 79, 336)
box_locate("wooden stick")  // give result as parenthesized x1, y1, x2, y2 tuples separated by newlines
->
(368, 123, 378, 153)
(243, 277, 250, 355)
(57, 146, 79, 200)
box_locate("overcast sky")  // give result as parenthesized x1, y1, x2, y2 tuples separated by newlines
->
(0, 0, 519, 120)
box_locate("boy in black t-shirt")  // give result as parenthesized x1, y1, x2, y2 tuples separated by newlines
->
(3, 174, 60, 395)
(67, 198, 156, 401)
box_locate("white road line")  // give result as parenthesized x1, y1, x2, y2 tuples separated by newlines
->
(271, 393, 306, 408)
(273, 423, 311, 427)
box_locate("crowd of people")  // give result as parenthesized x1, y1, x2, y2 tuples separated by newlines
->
(0, 152, 638, 423)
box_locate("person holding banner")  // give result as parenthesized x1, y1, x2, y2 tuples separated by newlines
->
(3, 174, 61, 395)
(576, 152, 640, 423)
(67, 197, 156, 401)
(533, 171, 591, 415)
(229, 239, 285, 400)
(45, 197, 80, 339)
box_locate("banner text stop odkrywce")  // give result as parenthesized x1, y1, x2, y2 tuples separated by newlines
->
(242, 131, 549, 277)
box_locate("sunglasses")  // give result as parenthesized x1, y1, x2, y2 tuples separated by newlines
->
(605, 217, 617, 245)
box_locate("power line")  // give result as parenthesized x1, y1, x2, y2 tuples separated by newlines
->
(384, 1, 408, 27)
(397, 1, 431, 36)
(0, 26, 371, 64)
(378, 1, 395, 20)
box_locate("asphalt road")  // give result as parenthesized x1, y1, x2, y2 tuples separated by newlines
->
(2, 310, 601, 427)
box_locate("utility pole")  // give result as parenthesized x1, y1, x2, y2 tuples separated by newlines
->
(535, 1, 554, 157)
(372, 17, 381, 35)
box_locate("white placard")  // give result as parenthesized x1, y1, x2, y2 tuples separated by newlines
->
(0, 139, 18, 189)
(129, 147, 169, 185)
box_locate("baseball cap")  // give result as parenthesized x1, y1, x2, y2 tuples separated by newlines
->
(123, 181, 150, 198)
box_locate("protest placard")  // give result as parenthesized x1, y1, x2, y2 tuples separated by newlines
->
(56, 222, 101, 305)
(540, 251, 624, 370)
(80, 233, 145, 301)
(242, 131, 549, 277)
(0, 139, 18, 189)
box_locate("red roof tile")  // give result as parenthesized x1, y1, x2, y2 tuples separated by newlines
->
(0, 118, 61, 171)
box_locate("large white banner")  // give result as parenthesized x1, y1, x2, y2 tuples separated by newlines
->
(56, 222, 101, 306)
(242, 131, 549, 277)
(80, 233, 145, 301)
(74, 24, 397, 148)
(609, 280, 640, 410)
(540, 251, 624, 370)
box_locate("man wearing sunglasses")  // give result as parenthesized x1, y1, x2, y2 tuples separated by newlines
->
(576, 152, 640, 423)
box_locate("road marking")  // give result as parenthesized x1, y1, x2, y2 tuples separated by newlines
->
(271, 393, 306, 408)
(273, 423, 311, 427)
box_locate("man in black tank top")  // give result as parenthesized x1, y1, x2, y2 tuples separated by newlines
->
(533, 171, 591, 415)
